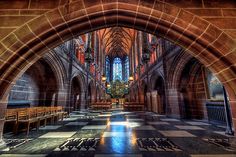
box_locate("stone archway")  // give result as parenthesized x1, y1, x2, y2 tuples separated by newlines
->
(87, 80, 96, 107)
(71, 72, 86, 110)
(178, 58, 205, 119)
(0, 0, 236, 136)
(153, 76, 166, 114)
(71, 77, 82, 111)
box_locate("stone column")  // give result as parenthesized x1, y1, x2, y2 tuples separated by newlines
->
(166, 88, 181, 118)
(79, 91, 86, 110)
(0, 95, 8, 146)
(139, 89, 144, 103)
(57, 87, 68, 108)
(146, 92, 151, 111)
(157, 94, 162, 113)
(51, 93, 56, 106)
(75, 95, 80, 110)
(151, 91, 158, 113)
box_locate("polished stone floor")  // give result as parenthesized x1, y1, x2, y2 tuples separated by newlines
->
(0, 109, 236, 157)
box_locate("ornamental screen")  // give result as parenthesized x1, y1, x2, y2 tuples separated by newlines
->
(113, 57, 122, 81)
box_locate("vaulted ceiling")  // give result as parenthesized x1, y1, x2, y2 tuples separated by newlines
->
(97, 27, 136, 59)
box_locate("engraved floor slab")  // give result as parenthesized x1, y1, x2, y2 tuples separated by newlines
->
(203, 138, 236, 151)
(175, 125, 205, 130)
(159, 131, 196, 137)
(39, 132, 76, 138)
(213, 131, 235, 137)
(2, 139, 33, 151)
(54, 138, 100, 151)
(137, 138, 182, 152)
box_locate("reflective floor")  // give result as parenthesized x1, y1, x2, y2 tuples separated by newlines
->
(1, 110, 236, 157)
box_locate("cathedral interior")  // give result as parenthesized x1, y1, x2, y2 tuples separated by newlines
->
(0, 0, 236, 157)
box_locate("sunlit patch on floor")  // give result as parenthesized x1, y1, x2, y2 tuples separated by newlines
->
(39, 132, 76, 138)
(39, 125, 62, 130)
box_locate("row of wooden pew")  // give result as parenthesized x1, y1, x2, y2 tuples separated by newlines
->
(5, 106, 67, 135)
(124, 102, 145, 111)
(91, 102, 112, 110)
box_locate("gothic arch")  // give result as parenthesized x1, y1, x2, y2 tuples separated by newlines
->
(0, 0, 236, 127)
(150, 71, 164, 91)
(71, 72, 86, 93)
(178, 58, 205, 119)
(43, 51, 67, 90)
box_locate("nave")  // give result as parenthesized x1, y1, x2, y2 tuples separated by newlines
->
(1, 109, 235, 157)
(1, 0, 236, 156)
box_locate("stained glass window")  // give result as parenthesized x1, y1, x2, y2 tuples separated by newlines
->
(206, 69, 223, 100)
(124, 56, 129, 82)
(113, 57, 122, 81)
(105, 56, 110, 82)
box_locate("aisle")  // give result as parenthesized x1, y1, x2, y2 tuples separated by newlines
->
(0, 110, 235, 157)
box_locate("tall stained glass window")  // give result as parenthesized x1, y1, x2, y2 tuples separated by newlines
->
(113, 57, 122, 81)
(105, 56, 110, 82)
(124, 56, 129, 82)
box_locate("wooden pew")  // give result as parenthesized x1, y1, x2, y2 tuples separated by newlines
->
(36, 107, 47, 128)
(124, 102, 144, 111)
(15, 108, 38, 136)
(56, 106, 67, 121)
(5, 106, 67, 135)
(5, 109, 18, 133)
(91, 102, 112, 110)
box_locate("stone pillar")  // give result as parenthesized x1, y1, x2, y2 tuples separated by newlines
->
(157, 94, 162, 113)
(146, 92, 151, 111)
(0, 95, 8, 146)
(80, 91, 86, 110)
(166, 88, 181, 118)
(140, 91, 144, 103)
(75, 95, 80, 110)
(57, 88, 68, 107)
(51, 93, 56, 106)
(151, 91, 158, 113)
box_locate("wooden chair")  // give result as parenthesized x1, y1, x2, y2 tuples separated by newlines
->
(45, 107, 54, 124)
(36, 107, 47, 128)
(5, 109, 18, 133)
(15, 108, 38, 136)
(56, 106, 67, 121)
